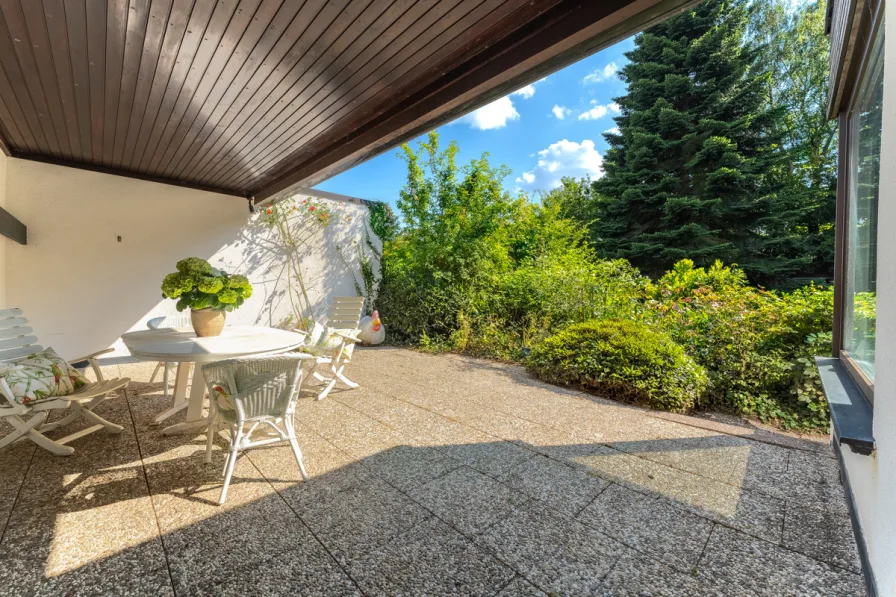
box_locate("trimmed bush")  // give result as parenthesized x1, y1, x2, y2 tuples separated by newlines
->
(526, 319, 707, 412)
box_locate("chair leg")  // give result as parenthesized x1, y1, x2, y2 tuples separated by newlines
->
(149, 361, 163, 384)
(334, 367, 359, 389)
(3, 414, 74, 456)
(219, 423, 244, 505)
(163, 362, 171, 399)
(38, 395, 123, 434)
(285, 418, 309, 481)
(205, 409, 218, 464)
(317, 376, 338, 400)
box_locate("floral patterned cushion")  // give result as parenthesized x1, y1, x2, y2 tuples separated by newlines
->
(0, 348, 90, 406)
(300, 323, 359, 358)
(211, 383, 235, 411)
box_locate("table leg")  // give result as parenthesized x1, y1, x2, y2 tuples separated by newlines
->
(160, 364, 210, 435)
(151, 363, 191, 425)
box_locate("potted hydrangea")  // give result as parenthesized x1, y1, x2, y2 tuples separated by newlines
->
(161, 257, 253, 337)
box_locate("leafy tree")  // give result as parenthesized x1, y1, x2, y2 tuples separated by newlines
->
(749, 0, 837, 280)
(592, 0, 808, 285)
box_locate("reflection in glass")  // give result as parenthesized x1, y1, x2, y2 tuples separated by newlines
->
(844, 24, 884, 380)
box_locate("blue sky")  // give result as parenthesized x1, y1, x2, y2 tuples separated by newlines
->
(316, 38, 635, 207)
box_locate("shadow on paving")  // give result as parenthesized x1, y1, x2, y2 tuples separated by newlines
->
(0, 376, 866, 596)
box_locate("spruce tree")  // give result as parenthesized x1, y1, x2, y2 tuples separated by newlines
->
(593, 0, 807, 284)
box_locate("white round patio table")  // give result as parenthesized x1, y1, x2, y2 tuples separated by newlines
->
(121, 326, 306, 435)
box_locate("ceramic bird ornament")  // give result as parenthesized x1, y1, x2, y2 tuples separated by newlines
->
(358, 310, 386, 345)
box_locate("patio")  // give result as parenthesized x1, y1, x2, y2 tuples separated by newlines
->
(0, 347, 864, 596)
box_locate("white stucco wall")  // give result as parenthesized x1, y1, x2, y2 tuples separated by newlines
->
(4, 158, 377, 360)
(841, 6, 896, 593)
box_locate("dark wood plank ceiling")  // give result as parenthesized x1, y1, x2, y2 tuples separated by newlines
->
(0, 0, 696, 202)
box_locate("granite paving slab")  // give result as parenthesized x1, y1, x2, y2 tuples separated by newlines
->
(410, 465, 529, 536)
(597, 550, 702, 597)
(499, 453, 610, 517)
(477, 502, 626, 596)
(577, 483, 714, 570)
(346, 517, 516, 596)
(782, 501, 862, 573)
(697, 525, 866, 596)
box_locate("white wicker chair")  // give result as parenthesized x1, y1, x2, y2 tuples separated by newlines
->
(146, 315, 192, 399)
(0, 308, 130, 456)
(201, 353, 314, 504)
(295, 296, 365, 400)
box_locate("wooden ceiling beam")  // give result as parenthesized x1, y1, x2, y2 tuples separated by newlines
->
(251, 0, 699, 202)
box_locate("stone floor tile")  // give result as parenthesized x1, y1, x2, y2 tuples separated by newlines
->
(788, 449, 841, 486)
(683, 486, 785, 544)
(477, 502, 625, 596)
(186, 543, 361, 597)
(438, 436, 534, 477)
(346, 516, 515, 597)
(597, 550, 701, 597)
(0, 439, 35, 529)
(499, 453, 610, 517)
(409, 466, 528, 536)
(360, 444, 461, 491)
(697, 525, 866, 597)
(783, 501, 861, 573)
(608, 433, 789, 488)
(281, 462, 431, 560)
(577, 483, 713, 570)
(496, 576, 550, 596)
(158, 492, 312, 594)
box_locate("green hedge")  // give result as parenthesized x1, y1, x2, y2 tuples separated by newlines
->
(525, 319, 707, 412)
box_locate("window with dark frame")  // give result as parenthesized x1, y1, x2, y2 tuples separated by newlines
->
(841, 16, 884, 401)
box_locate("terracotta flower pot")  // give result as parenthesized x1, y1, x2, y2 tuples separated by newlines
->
(191, 309, 226, 337)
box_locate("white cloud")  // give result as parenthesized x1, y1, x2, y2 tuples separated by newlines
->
(453, 96, 520, 130)
(609, 102, 621, 113)
(604, 126, 621, 135)
(516, 139, 604, 190)
(551, 105, 572, 119)
(583, 62, 618, 84)
(578, 104, 608, 120)
(512, 84, 536, 99)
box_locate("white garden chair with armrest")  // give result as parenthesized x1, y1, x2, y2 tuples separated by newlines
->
(202, 352, 314, 505)
(146, 314, 192, 399)
(0, 308, 130, 456)
(294, 296, 364, 400)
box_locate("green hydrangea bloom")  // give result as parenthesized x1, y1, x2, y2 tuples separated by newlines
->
(242, 286, 253, 299)
(176, 257, 213, 276)
(227, 274, 250, 290)
(218, 289, 238, 304)
(197, 276, 224, 294)
(161, 272, 194, 298)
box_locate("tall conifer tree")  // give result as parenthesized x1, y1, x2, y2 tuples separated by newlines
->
(592, 0, 807, 284)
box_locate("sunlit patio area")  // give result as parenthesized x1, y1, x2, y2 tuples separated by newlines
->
(0, 347, 864, 596)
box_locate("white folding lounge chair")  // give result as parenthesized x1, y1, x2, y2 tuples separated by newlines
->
(295, 297, 364, 400)
(0, 308, 130, 456)
(202, 353, 314, 504)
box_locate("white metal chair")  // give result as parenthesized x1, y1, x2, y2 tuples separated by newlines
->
(202, 352, 314, 505)
(147, 315, 192, 398)
(0, 308, 130, 456)
(295, 296, 364, 400)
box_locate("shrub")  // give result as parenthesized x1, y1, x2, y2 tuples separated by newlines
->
(525, 319, 707, 412)
(648, 259, 832, 429)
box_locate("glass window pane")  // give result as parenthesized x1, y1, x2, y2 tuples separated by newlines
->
(844, 23, 884, 381)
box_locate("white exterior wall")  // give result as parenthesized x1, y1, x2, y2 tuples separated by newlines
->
(841, 6, 896, 593)
(4, 158, 377, 359)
